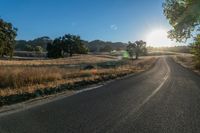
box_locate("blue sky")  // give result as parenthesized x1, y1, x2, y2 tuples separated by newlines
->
(0, 0, 182, 45)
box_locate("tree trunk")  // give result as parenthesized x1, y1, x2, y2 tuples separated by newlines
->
(70, 52, 73, 57)
(135, 53, 138, 59)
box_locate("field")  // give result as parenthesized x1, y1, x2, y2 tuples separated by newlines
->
(0, 55, 157, 106)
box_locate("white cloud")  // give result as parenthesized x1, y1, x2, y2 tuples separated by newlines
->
(110, 24, 118, 30)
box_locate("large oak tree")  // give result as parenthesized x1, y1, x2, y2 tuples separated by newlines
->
(47, 34, 88, 58)
(127, 40, 147, 59)
(0, 18, 17, 58)
(163, 0, 200, 42)
(163, 0, 200, 68)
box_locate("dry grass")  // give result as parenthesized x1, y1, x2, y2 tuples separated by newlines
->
(172, 54, 200, 74)
(0, 55, 117, 66)
(173, 54, 195, 69)
(0, 55, 157, 97)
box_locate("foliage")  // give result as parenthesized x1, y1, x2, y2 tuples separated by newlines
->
(191, 34, 200, 69)
(163, 0, 200, 42)
(17, 38, 127, 53)
(15, 36, 52, 52)
(35, 46, 43, 53)
(46, 39, 63, 58)
(24, 44, 35, 51)
(163, 0, 200, 68)
(85, 40, 127, 52)
(47, 34, 88, 58)
(127, 40, 147, 59)
(0, 18, 17, 58)
(100, 45, 112, 52)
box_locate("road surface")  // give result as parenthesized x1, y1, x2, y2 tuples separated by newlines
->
(0, 56, 200, 133)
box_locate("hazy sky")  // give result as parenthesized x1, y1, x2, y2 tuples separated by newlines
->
(0, 0, 184, 46)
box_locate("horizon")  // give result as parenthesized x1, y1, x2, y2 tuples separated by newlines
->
(0, 0, 188, 46)
(15, 37, 188, 48)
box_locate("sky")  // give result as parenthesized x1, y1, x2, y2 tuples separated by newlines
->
(0, 0, 186, 46)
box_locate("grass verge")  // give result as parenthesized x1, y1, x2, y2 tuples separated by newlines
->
(172, 54, 200, 74)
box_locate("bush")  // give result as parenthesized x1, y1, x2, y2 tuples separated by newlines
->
(191, 35, 200, 69)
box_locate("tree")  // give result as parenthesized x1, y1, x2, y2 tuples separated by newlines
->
(163, 0, 200, 69)
(127, 40, 147, 59)
(15, 36, 52, 51)
(24, 44, 34, 51)
(46, 34, 88, 58)
(0, 18, 17, 58)
(76, 41, 88, 54)
(163, 0, 200, 42)
(28, 36, 51, 51)
(35, 46, 43, 53)
(46, 38, 63, 58)
(62, 34, 82, 57)
(191, 35, 200, 69)
(100, 45, 112, 52)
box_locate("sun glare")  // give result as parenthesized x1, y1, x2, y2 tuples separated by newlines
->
(146, 29, 172, 47)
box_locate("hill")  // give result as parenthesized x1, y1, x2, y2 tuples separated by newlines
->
(84, 40, 127, 52)
(16, 38, 127, 53)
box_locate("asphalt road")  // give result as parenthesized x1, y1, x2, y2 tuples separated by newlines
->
(0, 56, 200, 133)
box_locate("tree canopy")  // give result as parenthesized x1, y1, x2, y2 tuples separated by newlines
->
(127, 40, 147, 59)
(163, 0, 200, 42)
(191, 34, 200, 69)
(15, 36, 52, 52)
(163, 0, 200, 69)
(0, 18, 17, 57)
(47, 34, 88, 58)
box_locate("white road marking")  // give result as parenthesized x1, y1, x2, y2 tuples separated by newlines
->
(140, 57, 171, 107)
(107, 57, 171, 133)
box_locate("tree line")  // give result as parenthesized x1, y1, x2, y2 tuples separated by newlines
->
(15, 36, 51, 52)
(15, 38, 127, 53)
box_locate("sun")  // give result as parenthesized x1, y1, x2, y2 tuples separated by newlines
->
(146, 28, 172, 47)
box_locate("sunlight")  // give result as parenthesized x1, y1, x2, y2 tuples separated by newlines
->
(146, 28, 172, 47)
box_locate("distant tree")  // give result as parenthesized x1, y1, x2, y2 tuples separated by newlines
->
(76, 40, 89, 54)
(35, 46, 43, 53)
(15, 36, 52, 51)
(47, 34, 88, 58)
(163, 0, 200, 42)
(61, 34, 85, 56)
(127, 43, 134, 59)
(127, 40, 147, 59)
(191, 35, 200, 69)
(0, 18, 17, 58)
(24, 44, 34, 51)
(29, 36, 51, 50)
(46, 38, 63, 58)
(100, 45, 112, 52)
(86, 40, 127, 52)
(46, 42, 53, 57)
(15, 40, 27, 51)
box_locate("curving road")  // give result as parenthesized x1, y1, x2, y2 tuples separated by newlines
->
(0, 56, 200, 133)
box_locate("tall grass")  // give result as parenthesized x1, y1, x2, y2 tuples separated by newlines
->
(0, 67, 64, 88)
(0, 56, 157, 97)
(0, 55, 116, 66)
